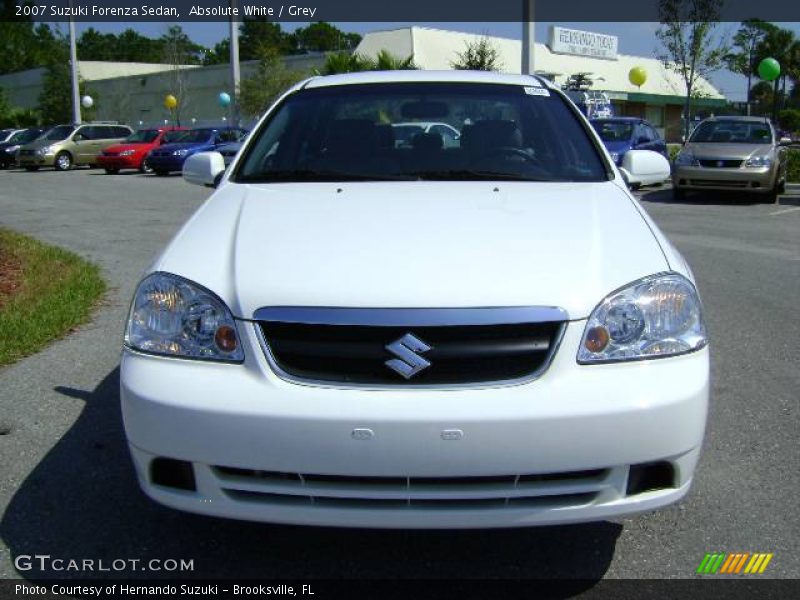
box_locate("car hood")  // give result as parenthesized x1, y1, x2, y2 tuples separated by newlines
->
(157, 142, 210, 152)
(153, 181, 669, 320)
(601, 140, 633, 153)
(684, 142, 772, 158)
(21, 139, 61, 150)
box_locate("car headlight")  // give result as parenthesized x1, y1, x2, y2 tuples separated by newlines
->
(578, 273, 707, 363)
(124, 272, 244, 362)
(674, 152, 698, 167)
(173, 149, 189, 156)
(5, 145, 20, 153)
(119, 149, 136, 156)
(745, 155, 772, 168)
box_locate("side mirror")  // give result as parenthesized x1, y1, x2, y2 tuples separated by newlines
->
(73, 133, 86, 142)
(619, 149, 671, 189)
(183, 151, 225, 187)
(779, 137, 793, 146)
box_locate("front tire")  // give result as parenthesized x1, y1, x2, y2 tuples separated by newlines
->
(54, 151, 73, 171)
(139, 162, 153, 174)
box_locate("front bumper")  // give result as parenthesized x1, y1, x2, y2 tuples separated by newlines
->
(97, 155, 141, 170)
(145, 155, 186, 172)
(673, 165, 776, 193)
(17, 153, 54, 167)
(121, 321, 709, 528)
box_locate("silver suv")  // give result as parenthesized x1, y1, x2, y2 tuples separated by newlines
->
(672, 116, 789, 202)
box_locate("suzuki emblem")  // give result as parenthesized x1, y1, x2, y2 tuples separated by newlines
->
(385, 333, 432, 379)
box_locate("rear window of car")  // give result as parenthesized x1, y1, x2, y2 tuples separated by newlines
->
(235, 82, 608, 183)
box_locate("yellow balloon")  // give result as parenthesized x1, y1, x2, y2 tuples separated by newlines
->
(164, 94, 178, 109)
(629, 67, 647, 87)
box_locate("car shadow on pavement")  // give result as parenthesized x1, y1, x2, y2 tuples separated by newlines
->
(640, 188, 775, 205)
(1, 367, 622, 584)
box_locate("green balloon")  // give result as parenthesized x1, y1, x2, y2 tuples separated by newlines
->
(758, 57, 780, 81)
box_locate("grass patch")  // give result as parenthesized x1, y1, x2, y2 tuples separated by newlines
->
(0, 229, 106, 367)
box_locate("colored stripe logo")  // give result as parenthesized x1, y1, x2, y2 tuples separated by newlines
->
(697, 553, 773, 574)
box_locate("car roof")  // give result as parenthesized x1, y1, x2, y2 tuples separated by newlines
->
(302, 70, 552, 89)
(704, 116, 772, 124)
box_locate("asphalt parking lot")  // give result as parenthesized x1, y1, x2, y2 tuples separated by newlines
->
(0, 167, 798, 581)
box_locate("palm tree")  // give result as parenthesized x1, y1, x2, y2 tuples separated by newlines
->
(756, 26, 796, 120)
(724, 20, 768, 115)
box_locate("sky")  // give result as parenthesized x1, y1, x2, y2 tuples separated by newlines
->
(71, 20, 800, 102)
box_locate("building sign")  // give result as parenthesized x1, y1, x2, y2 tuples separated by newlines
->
(549, 27, 618, 60)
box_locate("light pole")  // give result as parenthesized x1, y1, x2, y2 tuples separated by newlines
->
(68, 1, 81, 124)
(229, 0, 241, 126)
(521, 0, 535, 75)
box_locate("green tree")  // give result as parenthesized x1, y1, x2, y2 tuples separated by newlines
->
(294, 22, 361, 52)
(239, 47, 306, 117)
(239, 19, 296, 60)
(320, 50, 415, 75)
(451, 37, 502, 71)
(755, 26, 797, 119)
(0, 87, 12, 126)
(373, 49, 416, 70)
(564, 72, 594, 91)
(203, 38, 231, 65)
(724, 20, 770, 115)
(656, 0, 729, 139)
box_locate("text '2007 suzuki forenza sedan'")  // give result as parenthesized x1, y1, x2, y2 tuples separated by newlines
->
(121, 71, 709, 529)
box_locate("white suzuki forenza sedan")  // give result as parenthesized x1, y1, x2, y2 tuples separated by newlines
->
(121, 71, 708, 528)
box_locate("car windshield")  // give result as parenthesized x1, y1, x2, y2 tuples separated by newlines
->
(44, 125, 75, 141)
(10, 129, 42, 143)
(177, 129, 215, 144)
(591, 121, 634, 142)
(125, 129, 160, 143)
(690, 121, 773, 144)
(235, 82, 607, 183)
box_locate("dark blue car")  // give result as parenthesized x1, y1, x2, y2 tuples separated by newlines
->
(590, 117, 668, 166)
(145, 127, 247, 175)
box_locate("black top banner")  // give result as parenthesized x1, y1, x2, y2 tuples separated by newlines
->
(2, 0, 800, 23)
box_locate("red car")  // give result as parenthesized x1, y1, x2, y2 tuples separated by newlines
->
(97, 126, 187, 174)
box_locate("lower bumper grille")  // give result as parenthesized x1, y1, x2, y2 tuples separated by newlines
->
(688, 179, 750, 188)
(214, 467, 608, 509)
(698, 159, 742, 168)
(256, 307, 566, 386)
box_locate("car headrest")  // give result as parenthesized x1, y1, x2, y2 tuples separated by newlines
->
(324, 119, 376, 155)
(411, 132, 443, 152)
(374, 124, 395, 149)
(464, 119, 522, 150)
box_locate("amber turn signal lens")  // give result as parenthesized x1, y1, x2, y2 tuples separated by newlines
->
(584, 326, 610, 353)
(214, 325, 238, 353)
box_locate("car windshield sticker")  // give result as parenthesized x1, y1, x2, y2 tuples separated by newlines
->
(524, 87, 550, 97)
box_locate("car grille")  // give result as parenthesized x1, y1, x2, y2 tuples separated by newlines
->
(213, 466, 607, 509)
(256, 307, 566, 386)
(689, 179, 749, 188)
(698, 159, 743, 168)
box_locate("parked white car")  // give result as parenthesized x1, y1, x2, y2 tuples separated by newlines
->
(123, 71, 708, 529)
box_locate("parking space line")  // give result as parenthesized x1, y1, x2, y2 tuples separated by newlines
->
(768, 206, 800, 216)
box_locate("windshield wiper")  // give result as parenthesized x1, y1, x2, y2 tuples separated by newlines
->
(414, 170, 555, 182)
(238, 169, 416, 183)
